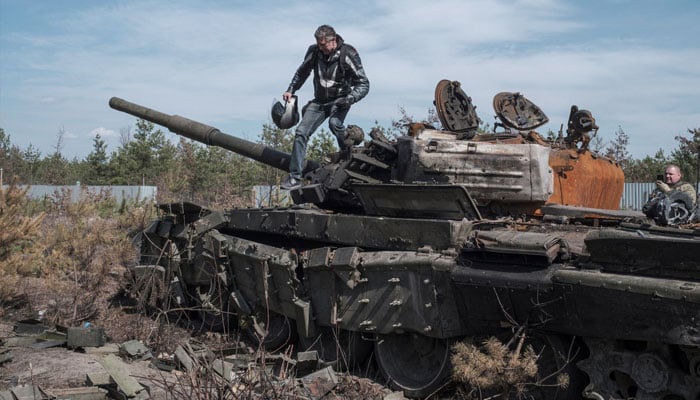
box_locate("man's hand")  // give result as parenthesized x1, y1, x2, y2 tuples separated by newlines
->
(656, 180, 671, 193)
(282, 92, 293, 102)
(333, 96, 353, 109)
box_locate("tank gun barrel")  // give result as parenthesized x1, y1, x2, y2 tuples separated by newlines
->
(109, 97, 316, 172)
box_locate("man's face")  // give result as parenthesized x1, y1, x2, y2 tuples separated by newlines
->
(664, 167, 681, 184)
(317, 36, 337, 55)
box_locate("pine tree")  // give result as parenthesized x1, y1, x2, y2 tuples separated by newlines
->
(84, 134, 110, 184)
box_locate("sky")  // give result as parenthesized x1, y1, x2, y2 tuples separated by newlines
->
(1, 0, 699, 160)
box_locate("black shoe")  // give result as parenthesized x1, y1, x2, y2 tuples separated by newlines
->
(281, 176, 301, 190)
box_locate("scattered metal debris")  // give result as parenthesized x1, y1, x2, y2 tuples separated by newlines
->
(1, 322, 392, 399)
(97, 354, 149, 399)
(13, 320, 50, 336)
(119, 340, 151, 361)
(150, 353, 176, 372)
(299, 366, 339, 399)
(66, 327, 105, 349)
(48, 386, 108, 400)
(0, 349, 12, 365)
(296, 350, 319, 376)
(0, 385, 49, 400)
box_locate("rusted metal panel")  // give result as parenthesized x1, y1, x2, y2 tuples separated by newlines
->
(546, 149, 624, 210)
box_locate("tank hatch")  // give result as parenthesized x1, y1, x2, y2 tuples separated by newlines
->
(493, 92, 549, 130)
(434, 79, 481, 138)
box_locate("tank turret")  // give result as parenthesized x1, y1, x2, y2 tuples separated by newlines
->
(110, 83, 624, 220)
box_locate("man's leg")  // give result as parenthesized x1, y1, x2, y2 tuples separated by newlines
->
(284, 102, 327, 188)
(328, 106, 350, 149)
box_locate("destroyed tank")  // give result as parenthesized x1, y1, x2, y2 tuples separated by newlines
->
(109, 80, 700, 399)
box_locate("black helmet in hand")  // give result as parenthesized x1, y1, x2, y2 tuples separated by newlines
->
(271, 96, 299, 129)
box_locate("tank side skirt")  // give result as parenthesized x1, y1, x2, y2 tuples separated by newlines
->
(225, 208, 470, 252)
(449, 264, 700, 346)
(220, 234, 466, 338)
(553, 268, 700, 346)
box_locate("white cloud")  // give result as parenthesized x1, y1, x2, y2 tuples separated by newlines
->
(1, 0, 699, 160)
(89, 127, 117, 138)
(63, 131, 78, 139)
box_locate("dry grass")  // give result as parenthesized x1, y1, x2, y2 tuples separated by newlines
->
(452, 336, 537, 396)
(0, 181, 150, 325)
(451, 331, 570, 399)
(0, 180, 45, 298)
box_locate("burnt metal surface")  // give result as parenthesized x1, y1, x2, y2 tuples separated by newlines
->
(564, 105, 599, 153)
(406, 133, 555, 205)
(493, 91, 549, 131)
(111, 82, 699, 399)
(434, 79, 481, 137)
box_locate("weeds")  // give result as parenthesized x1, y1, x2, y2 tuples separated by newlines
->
(452, 336, 537, 396)
(0, 181, 152, 326)
(451, 329, 571, 399)
(0, 180, 45, 305)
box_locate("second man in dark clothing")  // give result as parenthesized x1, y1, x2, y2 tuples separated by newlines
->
(280, 24, 369, 190)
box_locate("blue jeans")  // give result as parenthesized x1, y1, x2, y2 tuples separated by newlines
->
(289, 100, 349, 179)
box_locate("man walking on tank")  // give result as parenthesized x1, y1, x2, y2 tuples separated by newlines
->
(280, 25, 370, 190)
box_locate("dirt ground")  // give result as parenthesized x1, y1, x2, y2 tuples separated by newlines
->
(0, 335, 398, 399)
(0, 319, 174, 399)
(0, 303, 398, 400)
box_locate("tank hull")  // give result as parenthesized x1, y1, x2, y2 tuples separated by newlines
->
(135, 204, 700, 399)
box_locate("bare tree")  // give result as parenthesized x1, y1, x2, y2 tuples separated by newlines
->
(590, 135, 605, 153)
(54, 126, 65, 155)
(120, 126, 132, 147)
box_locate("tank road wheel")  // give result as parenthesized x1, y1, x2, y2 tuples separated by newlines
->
(130, 264, 168, 313)
(578, 339, 700, 400)
(375, 333, 452, 398)
(132, 235, 186, 318)
(299, 327, 373, 371)
(191, 274, 236, 334)
(243, 310, 296, 351)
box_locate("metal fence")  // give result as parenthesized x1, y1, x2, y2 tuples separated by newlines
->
(3, 183, 157, 204)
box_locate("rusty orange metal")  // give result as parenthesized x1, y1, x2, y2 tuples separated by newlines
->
(545, 149, 624, 210)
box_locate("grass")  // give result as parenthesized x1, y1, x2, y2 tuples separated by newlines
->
(0, 179, 150, 325)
